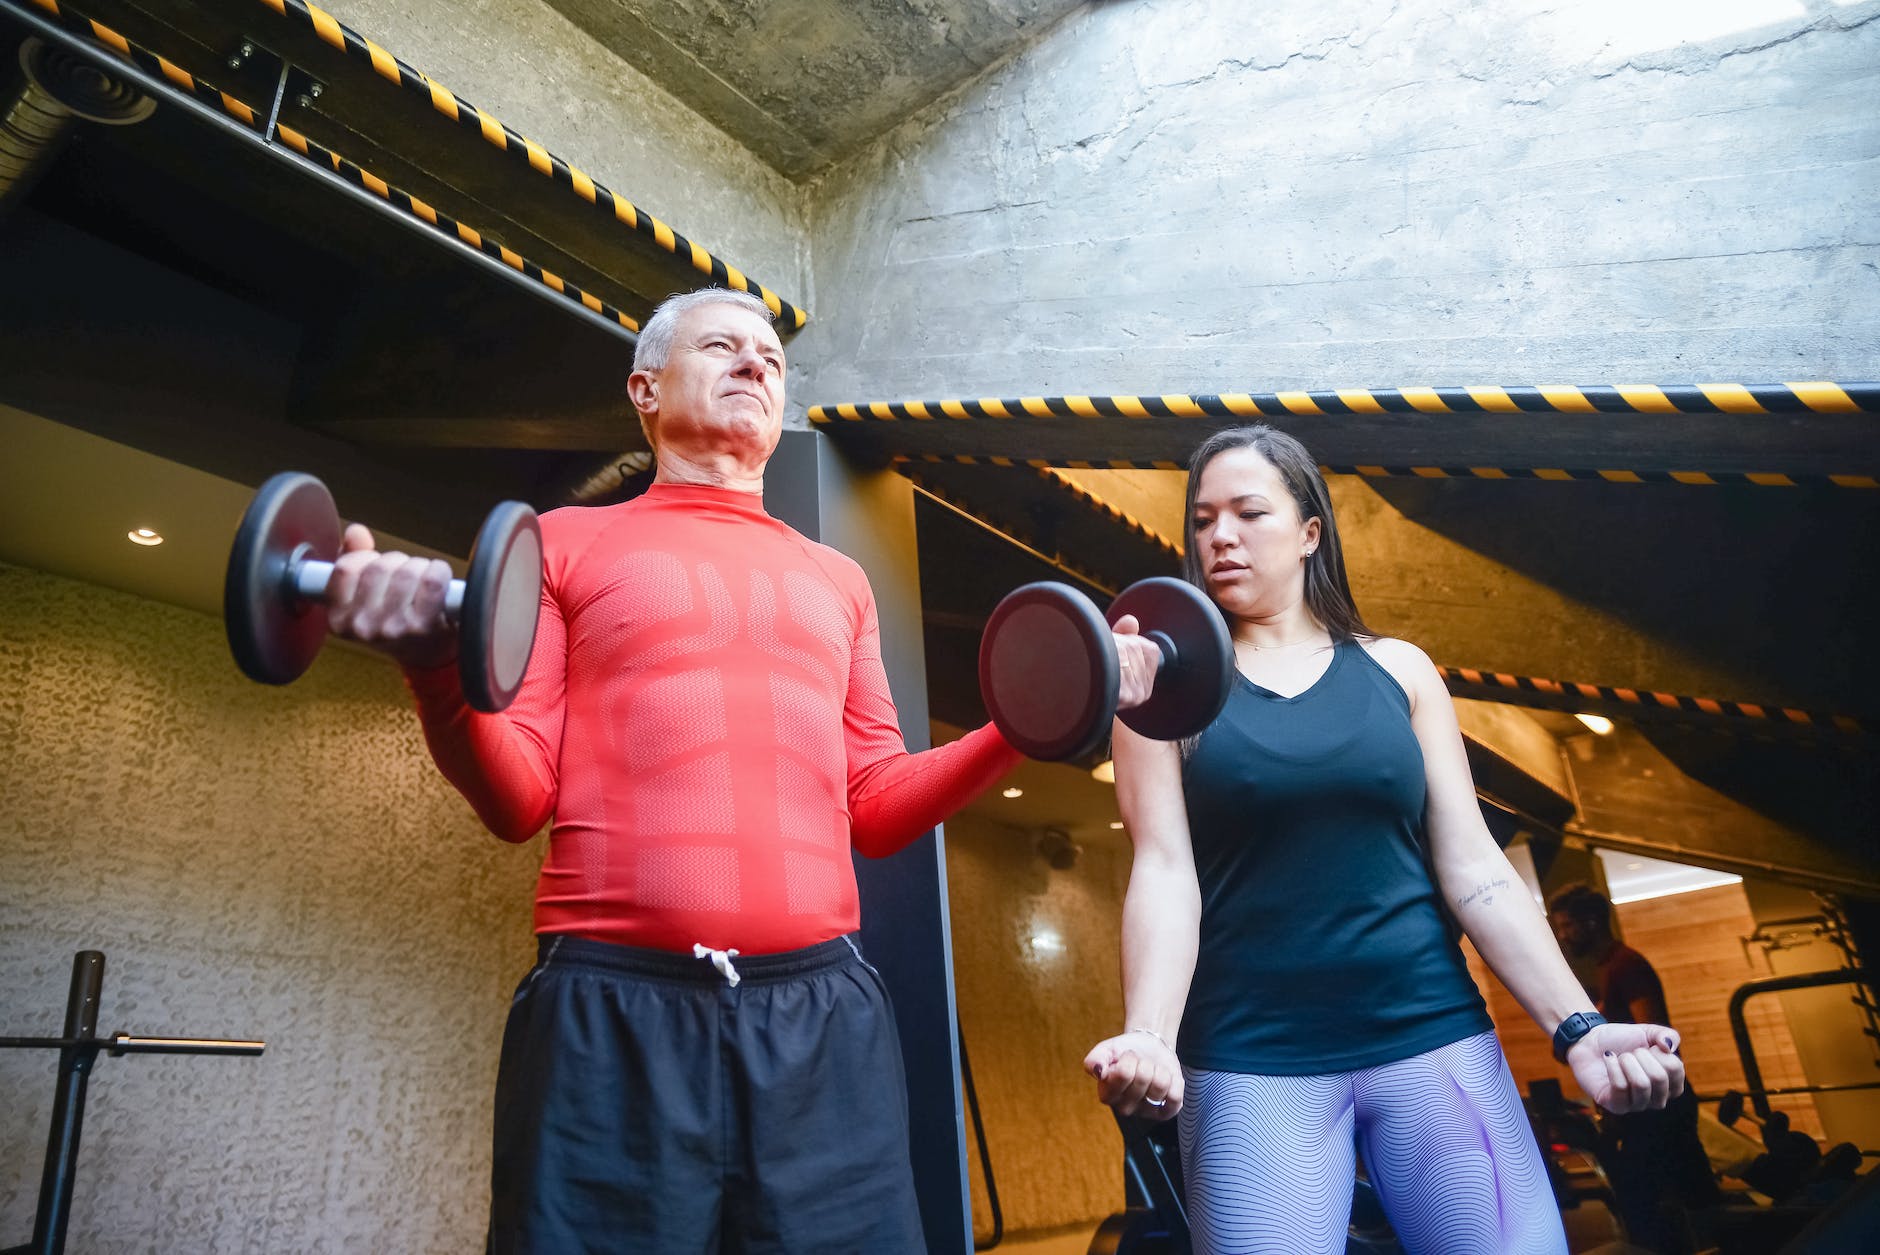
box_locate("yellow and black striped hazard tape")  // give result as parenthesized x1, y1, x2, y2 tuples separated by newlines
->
(817, 384, 1879, 487)
(254, 0, 807, 329)
(906, 464, 1870, 740)
(1035, 466, 1183, 558)
(274, 124, 641, 333)
(902, 459, 1185, 565)
(902, 459, 1870, 740)
(20, 0, 640, 336)
(892, 450, 1877, 488)
(1441, 668, 1872, 737)
(813, 383, 1877, 422)
(896, 467, 1119, 595)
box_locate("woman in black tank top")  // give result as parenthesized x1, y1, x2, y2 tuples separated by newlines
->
(1081, 426, 1692, 1254)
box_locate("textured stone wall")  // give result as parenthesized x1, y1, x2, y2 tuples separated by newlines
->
(0, 563, 541, 1252)
(799, 0, 1880, 402)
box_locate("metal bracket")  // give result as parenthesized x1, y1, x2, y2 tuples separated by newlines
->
(286, 64, 325, 112)
(223, 37, 261, 72)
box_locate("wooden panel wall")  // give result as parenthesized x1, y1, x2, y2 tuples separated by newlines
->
(1463, 882, 1823, 1138)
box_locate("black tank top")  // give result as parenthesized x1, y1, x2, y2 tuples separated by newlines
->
(1178, 639, 1491, 1075)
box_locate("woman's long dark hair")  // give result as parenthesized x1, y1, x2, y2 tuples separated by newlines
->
(1181, 424, 1375, 642)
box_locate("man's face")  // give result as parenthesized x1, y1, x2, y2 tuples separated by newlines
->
(1550, 910, 1597, 960)
(633, 302, 786, 461)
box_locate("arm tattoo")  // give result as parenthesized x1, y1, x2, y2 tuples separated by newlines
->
(1455, 878, 1510, 911)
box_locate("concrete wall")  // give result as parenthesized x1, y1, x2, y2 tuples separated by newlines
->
(322, 0, 811, 316)
(798, 0, 1880, 403)
(0, 564, 540, 1252)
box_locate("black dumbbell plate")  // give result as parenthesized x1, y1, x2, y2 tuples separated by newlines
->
(1108, 577, 1234, 742)
(980, 581, 1118, 761)
(459, 501, 543, 713)
(225, 472, 339, 686)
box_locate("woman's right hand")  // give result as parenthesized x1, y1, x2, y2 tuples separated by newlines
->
(1085, 1029, 1183, 1120)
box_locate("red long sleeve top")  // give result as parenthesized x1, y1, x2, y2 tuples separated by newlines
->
(404, 482, 1022, 954)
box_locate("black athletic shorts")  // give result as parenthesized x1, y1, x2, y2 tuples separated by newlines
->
(488, 932, 926, 1254)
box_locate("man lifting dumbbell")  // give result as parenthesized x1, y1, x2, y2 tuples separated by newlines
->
(286, 287, 1211, 1254)
(224, 475, 542, 712)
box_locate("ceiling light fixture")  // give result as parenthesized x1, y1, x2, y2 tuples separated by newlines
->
(1575, 713, 1615, 736)
(1109, 821, 1125, 830)
(127, 527, 163, 547)
(1002, 787, 1023, 799)
(1090, 760, 1115, 784)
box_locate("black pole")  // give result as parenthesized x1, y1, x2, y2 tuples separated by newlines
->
(958, 1026, 1002, 1251)
(1729, 967, 1871, 1120)
(31, 951, 105, 1255)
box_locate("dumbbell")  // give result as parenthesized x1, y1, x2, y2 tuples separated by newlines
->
(224, 472, 543, 712)
(979, 576, 1235, 761)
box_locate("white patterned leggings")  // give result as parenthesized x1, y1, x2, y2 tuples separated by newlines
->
(1179, 1032, 1567, 1255)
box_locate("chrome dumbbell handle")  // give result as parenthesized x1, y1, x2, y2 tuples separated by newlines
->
(288, 549, 467, 618)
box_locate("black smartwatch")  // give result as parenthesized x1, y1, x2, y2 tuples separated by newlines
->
(1552, 1010, 1608, 1063)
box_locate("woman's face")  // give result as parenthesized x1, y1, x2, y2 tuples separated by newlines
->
(1191, 445, 1321, 621)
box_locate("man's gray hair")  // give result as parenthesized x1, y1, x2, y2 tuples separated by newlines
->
(632, 288, 776, 373)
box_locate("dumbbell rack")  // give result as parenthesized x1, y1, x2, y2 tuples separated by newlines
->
(0, 951, 265, 1255)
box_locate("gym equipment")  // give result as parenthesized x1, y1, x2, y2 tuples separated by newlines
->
(224, 472, 543, 712)
(1087, 1111, 1189, 1255)
(0, 951, 264, 1255)
(979, 576, 1234, 761)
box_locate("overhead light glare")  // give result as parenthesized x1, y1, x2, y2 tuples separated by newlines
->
(1611, 873, 1742, 905)
(1002, 787, 1023, 799)
(127, 527, 164, 546)
(1575, 713, 1615, 735)
(1109, 821, 1125, 830)
(1091, 759, 1115, 784)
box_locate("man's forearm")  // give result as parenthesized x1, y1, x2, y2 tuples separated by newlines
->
(847, 722, 1024, 857)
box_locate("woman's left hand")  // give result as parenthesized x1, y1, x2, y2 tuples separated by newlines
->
(1567, 1022, 1686, 1113)
(1084, 1029, 1183, 1120)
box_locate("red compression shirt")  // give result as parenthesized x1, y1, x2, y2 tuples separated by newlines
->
(404, 482, 1022, 954)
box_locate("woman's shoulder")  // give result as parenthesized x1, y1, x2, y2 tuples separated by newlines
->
(1354, 636, 1440, 707)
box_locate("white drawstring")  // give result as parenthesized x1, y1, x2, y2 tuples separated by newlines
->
(693, 942, 742, 987)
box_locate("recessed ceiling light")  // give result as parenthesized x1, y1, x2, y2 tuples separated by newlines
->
(1090, 760, 1115, 784)
(1575, 713, 1615, 736)
(1002, 787, 1023, 799)
(1109, 821, 1124, 830)
(127, 528, 164, 547)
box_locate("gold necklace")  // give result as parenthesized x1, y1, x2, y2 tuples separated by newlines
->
(1234, 635, 1330, 653)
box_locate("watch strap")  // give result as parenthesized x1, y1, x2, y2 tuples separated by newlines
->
(1552, 1010, 1608, 1063)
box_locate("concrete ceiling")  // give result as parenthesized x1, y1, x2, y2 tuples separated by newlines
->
(540, 0, 1089, 177)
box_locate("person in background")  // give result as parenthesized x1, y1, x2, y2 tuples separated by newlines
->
(1551, 881, 1720, 1249)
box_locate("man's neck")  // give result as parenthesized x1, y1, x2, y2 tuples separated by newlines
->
(652, 449, 765, 494)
